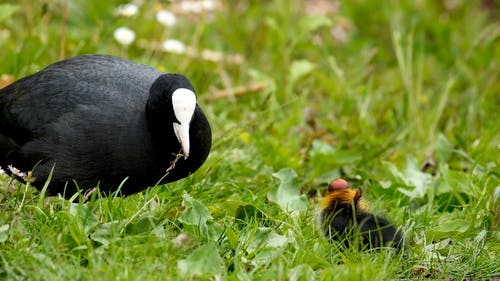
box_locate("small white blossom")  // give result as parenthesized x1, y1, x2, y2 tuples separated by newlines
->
(8, 165, 26, 177)
(0, 166, 5, 175)
(156, 10, 177, 27)
(331, 25, 348, 43)
(113, 27, 136, 45)
(180, 1, 203, 14)
(116, 3, 139, 17)
(201, 49, 223, 62)
(201, 0, 215, 11)
(162, 39, 186, 54)
(173, 233, 191, 247)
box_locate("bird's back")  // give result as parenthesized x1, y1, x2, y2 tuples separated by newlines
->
(0, 55, 162, 135)
(0, 55, 167, 193)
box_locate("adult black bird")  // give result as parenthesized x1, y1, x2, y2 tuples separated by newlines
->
(0, 54, 211, 197)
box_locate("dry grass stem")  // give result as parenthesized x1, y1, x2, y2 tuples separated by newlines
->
(206, 82, 267, 101)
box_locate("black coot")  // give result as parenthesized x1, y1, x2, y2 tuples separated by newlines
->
(0, 54, 211, 197)
(320, 179, 403, 250)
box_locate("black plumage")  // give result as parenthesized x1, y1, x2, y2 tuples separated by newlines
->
(320, 179, 403, 250)
(0, 54, 211, 197)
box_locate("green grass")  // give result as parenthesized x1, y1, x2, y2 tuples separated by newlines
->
(1, 0, 499, 280)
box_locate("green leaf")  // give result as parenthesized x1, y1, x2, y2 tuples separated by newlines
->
(310, 140, 362, 165)
(439, 164, 471, 195)
(68, 203, 99, 233)
(298, 15, 332, 35)
(235, 204, 265, 222)
(0, 4, 19, 22)
(307, 140, 361, 179)
(249, 68, 277, 94)
(226, 226, 239, 250)
(427, 217, 471, 240)
(387, 157, 433, 199)
(267, 168, 307, 213)
(244, 227, 290, 266)
(89, 220, 122, 246)
(436, 134, 454, 163)
(433, 219, 470, 233)
(177, 243, 223, 278)
(0, 224, 9, 243)
(178, 193, 212, 227)
(33, 253, 56, 271)
(309, 140, 336, 155)
(289, 60, 315, 85)
(123, 216, 159, 235)
(206, 221, 225, 243)
(289, 264, 315, 281)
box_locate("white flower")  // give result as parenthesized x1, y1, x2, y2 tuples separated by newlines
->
(113, 27, 136, 45)
(0, 166, 5, 175)
(201, 49, 222, 62)
(201, 0, 215, 11)
(162, 39, 186, 54)
(8, 165, 26, 177)
(156, 10, 177, 27)
(173, 233, 191, 247)
(180, 0, 216, 14)
(180, 1, 203, 14)
(116, 3, 139, 17)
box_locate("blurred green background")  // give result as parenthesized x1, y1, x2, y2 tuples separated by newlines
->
(0, 1, 499, 280)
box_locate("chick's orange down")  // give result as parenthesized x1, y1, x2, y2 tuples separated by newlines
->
(320, 178, 403, 250)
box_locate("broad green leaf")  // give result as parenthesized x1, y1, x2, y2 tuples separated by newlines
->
(33, 253, 56, 271)
(246, 227, 289, 253)
(89, 220, 122, 246)
(123, 216, 158, 235)
(245, 227, 289, 266)
(210, 194, 261, 219)
(206, 221, 225, 243)
(386, 157, 433, 198)
(307, 140, 361, 180)
(177, 243, 223, 278)
(432, 219, 470, 233)
(427, 217, 471, 240)
(267, 168, 307, 213)
(290, 60, 315, 85)
(401, 157, 433, 198)
(436, 134, 454, 163)
(68, 203, 99, 233)
(289, 264, 315, 281)
(439, 164, 471, 195)
(178, 193, 212, 227)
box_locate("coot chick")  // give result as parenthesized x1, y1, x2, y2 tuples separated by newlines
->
(0, 54, 211, 197)
(320, 179, 403, 250)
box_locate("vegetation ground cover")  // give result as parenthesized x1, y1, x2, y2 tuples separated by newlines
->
(0, 1, 499, 280)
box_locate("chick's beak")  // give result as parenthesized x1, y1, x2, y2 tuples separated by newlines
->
(173, 122, 190, 159)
